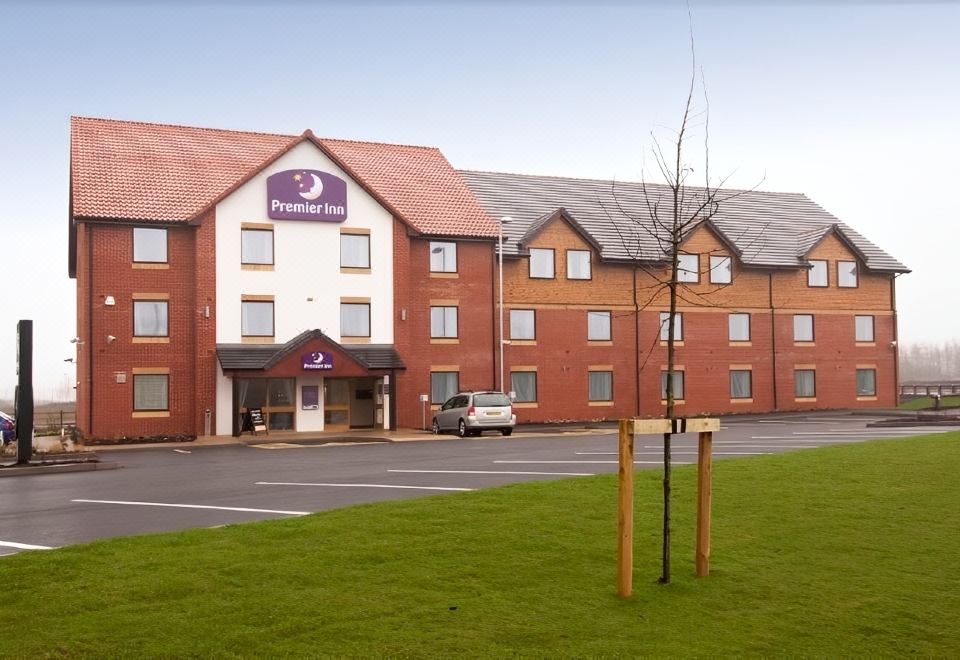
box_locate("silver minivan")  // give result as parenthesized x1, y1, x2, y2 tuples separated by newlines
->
(432, 391, 516, 437)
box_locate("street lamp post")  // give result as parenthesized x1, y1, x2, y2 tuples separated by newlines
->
(498, 217, 512, 392)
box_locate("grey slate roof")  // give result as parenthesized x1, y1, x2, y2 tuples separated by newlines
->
(460, 170, 908, 273)
(217, 329, 405, 371)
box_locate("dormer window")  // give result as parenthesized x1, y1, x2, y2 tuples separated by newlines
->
(808, 260, 828, 287)
(709, 255, 732, 284)
(677, 254, 699, 282)
(838, 261, 858, 287)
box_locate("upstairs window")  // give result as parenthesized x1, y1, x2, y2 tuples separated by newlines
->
(430, 241, 457, 273)
(241, 228, 274, 265)
(729, 313, 750, 341)
(529, 248, 555, 278)
(794, 314, 814, 342)
(510, 309, 536, 340)
(710, 255, 732, 284)
(677, 254, 699, 282)
(808, 260, 828, 287)
(241, 301, 274, 337)
(566, 250, 591, 280)
(855, 315, 875, 342)
(341, 303, 371, 337)
(430, 306, 458, 338)
(659, 312, 683, 341)
(838, 261, 858, 287)
(587, 311, 612, 341)
(341, 233, 370, 269)
(134, 301, 169, 337)
(133, 227, 167, 263)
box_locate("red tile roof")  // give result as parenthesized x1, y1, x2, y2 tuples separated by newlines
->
(70, 116, 498, 238)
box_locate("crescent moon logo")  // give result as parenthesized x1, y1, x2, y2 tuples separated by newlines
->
(298, 173, 324, 201)
(312, 352, 325, 365)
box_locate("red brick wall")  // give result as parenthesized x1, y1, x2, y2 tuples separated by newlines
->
(393, 223, 495, 428)
(81, 222, 200, 439)
(192, 210, 218, 435)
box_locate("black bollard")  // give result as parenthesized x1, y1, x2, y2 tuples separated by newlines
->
(16, 320, 34, 465)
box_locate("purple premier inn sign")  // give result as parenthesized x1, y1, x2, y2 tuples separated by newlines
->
(302, 351, 334, 371)
(267, 169, 348, 221)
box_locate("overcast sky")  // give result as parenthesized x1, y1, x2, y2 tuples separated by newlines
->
(1, 0, 957, 401)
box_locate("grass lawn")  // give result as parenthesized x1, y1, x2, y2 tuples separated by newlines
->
(899, 395, 960, 410)
(2, 433, 959, 656)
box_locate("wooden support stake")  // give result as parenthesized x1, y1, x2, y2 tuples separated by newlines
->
(696, 430, 713, 577)
(617, 418, 635, 597)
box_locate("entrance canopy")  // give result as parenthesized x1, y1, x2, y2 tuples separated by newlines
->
(216, 329, 405, 377)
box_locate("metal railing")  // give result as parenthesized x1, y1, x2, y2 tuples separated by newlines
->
(899, 382, 960, 398)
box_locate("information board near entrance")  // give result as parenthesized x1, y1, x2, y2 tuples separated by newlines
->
(247, 408, 267, 435)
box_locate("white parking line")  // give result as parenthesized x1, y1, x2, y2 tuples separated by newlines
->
(748, 436, 864, 441)
(388, 469, 595, 476)
(493, 460, 694, 465)
(256, 481, 472, 492)
(72, 499, 309, 516)
(577, 451, 771, 456)
(0, 540, 56, 551)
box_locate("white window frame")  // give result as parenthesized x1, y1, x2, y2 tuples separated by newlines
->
(677, 254, 699, 283)
(710, 255, 732, 284)
(529, 248, 555, 279)
(429, 241, 457, 273)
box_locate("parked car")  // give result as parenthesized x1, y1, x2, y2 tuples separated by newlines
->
(0, 411, 14, 444)
(432, 391, 516, 437)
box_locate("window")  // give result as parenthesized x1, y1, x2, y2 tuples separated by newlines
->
(677, 254, 699, 282)
(730, 370, 752, 399)
(529, 248, 555, 278)
(511, 371, 537, 402)
(566, 250, 591, 280)
(855, 315, 875, 342)
(430, 306, 458, 338)
(660, 371, 685, 400)
(808, 260, 828, 287)
(430, 372, 459, 404)
(133, 301, 168, 337)
(341, 303, 371, 337)
(729, 313, 750, 341)
(659, 312, 683, 341)
(241, 229, 273, 265)
(588, 371, 613, 402)
(857, 369, 877, 396)
(587, 311, 612, 341)
(241, 301, 274, 337)
(795, 369, 816, 397)
(794, 314, 814, 342)
(133, 227, 167, 263)
(134, 374, 168, 411)
(510, 309, 536, 340)
(341, 233, 370, 269)
(838, 261, 858, 287)
(430, 241, 457, 273)
(710, 255, 732, 284)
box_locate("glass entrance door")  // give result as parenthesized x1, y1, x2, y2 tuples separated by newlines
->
(324, 379, 350, 430)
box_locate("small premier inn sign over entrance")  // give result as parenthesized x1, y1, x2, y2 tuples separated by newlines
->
(267, 169, 348, 221)
(302, 351, 334, 371)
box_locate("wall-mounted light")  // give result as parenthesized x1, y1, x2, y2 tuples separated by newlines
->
(70, 337, 83, 344)
(401, 308, 407, 321)
(105, 296, 116, 306)
(204, 305, 210, 318)
(106, 335, 116, 343)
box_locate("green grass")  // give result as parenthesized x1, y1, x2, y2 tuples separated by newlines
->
(899, 395, 960, 410)
(3, 433, 960, 656)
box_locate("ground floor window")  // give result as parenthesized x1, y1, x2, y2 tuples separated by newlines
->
(730, 370, 752, 399)
(856, 369, 877, 396)
(238, 377, 295, 430)
(795, 369, 816, 397)
(431, 372, 459, 404)
(511, 371, 537, 402)
(588, 371, 613, 401)
(134, 374, 168, 411)
(660, 371, 685, 400)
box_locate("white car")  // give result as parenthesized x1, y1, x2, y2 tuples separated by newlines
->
(432, 391, 516, 437)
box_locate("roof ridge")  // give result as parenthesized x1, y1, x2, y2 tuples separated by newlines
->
(457, 168, 812, 199)
(71, 115, 295, 140)
(319, 135, 443, 152)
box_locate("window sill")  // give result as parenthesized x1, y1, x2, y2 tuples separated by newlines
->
(132, 411, 170, 418)
(241, 264, 274, 271)
(341, 267, 371, 274)
(512, 402, 538, 408)
(856, 342, 876, 347)
(794, 397, 817, 403)
(132, 263, 169, 270)
(729, 341, 752, 347)
(430, 338, 460, 345)
(856, 395, 878, 401)
(132, 337, 170, 344)
(341, 337, 371, 344)
(660, 341, 684, 347)
(588, 401, 614, 407)
(510, 340, 537, 346)
(731, 398, 754, 404)
(242, 336, 275, 344)
(430, 272, 459, 279)
(587, 340, 613, 346)
(793, 341, 815, 347)
(660, 400, 686, 405)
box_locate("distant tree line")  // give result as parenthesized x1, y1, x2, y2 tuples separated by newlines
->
(899, 341, 960, 381)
